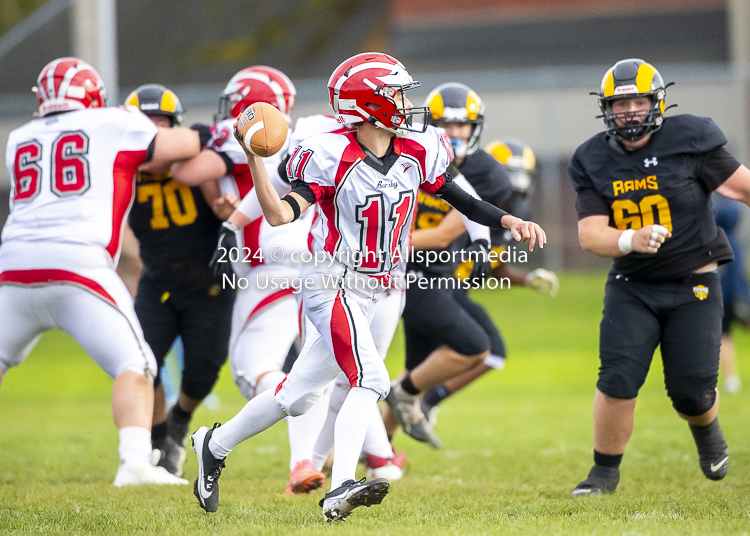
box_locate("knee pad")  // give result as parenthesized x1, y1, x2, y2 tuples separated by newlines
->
(596, 359, 648, 400)
(276, 389, 322, 417)
(671, 388, 717, 417)
(181, 377, 217, 401)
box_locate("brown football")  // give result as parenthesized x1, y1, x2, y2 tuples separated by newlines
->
(235, 102, 288, 157)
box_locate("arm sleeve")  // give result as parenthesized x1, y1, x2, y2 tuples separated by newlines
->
(568, 152, 610, 220)
(236, 189, 263, 221)
(289, 179, 317, 204)
(452, 174, 491, 243)
(436, 173, 509, 227)
(697, 146, 742, 191)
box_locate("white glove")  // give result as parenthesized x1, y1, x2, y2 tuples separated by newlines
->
(525, 268, 559, 297)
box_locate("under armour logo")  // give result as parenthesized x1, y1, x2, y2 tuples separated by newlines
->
(644, 157, 658, 167)
(401, 163, 412, 172)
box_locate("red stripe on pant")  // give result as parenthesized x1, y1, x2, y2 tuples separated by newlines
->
(246, 288, 295, 324)
(330, 290, 360, 387)
(0, 269, 117, 307)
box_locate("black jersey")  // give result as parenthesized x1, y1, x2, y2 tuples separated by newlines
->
(459, 149, 514, 248)
(569, 114, 740, 281)
(128, 170, 223, 290)
(408, 189, 456, 276)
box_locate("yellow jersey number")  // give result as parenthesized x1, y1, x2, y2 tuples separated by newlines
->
(611, 194, 673, 232)
(416, 211, 445, 230)
(137, 180, 198, 230)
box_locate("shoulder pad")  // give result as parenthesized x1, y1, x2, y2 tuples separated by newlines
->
(651, 114, 727, 155)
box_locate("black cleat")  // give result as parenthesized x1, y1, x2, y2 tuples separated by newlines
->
(190, 423, 226, 513)
(152, 435, 187, 477)
(572, 465, 620, 497)
(690, 420, 729, 481)
(319, 478, 390, 522)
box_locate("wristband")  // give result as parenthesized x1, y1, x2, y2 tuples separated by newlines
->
(618, 229, 635, 254)
(222, 220, 240, 233)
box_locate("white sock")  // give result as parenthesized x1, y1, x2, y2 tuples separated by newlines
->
(255, 370, 287, 396)
(209, 389, 287, 459)
(118, 426, 152, 466)
(361, 403, 394, 458)
(312, 375, 349, 471)
(330, 386, 379, 489)
(287, 383, 331, 471)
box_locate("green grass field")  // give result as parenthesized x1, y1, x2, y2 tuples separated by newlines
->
(1, 272, 749, 535)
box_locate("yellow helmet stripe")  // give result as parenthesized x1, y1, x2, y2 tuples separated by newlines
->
(160, 90, 179, 113)
(522, 146, 536, 171)
(636, 62, 658, 93)
(601, 69, 615, 97)
(465, 90, 482, 120)
(427, 91, 444, 120)
(485, 141, 512, 165)
(124, 90, 139, 107)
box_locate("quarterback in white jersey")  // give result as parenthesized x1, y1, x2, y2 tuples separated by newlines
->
(0, 57, 201, 486)
(191, 52, 546, 521)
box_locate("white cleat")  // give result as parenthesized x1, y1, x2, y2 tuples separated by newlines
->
(113, 461, 189, 486)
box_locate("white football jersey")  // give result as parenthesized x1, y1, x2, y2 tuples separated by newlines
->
(2, 106, 157, 264)
(288, 125, 452, 276)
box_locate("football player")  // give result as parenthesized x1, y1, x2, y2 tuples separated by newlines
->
(0, 57, 201, 486)
(124, 84, 235, 478)
(173, 67, 334, 494)
(419, 138, 559, 420)
(570, 58, 750, 495)
(382, 83, 515, 447)
(189, 52, 545, 521)
(714, 198, 747, 394)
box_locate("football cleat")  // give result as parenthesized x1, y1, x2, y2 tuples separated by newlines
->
(385, 381, 442, 449)
(285, 459, 325, 494)
(571, 465, 620, 497)
(191, 424, 226, 513)
(319, 478, 390, 522)
(364, 451, 406, 481)
(152, 435, 187, 477)
(113, 461, 189, 487)
(690, 421, 729, 481)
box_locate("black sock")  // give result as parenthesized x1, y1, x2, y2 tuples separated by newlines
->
(689, 417, 726, 454)
(400, 375, 420, 395)
(423, 385, 451, 407)
(594, 450, 623, 469)
(151, 421, 168, 443)
(170, 404, 192, 424)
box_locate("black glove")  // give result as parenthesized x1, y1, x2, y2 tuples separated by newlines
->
(465, 239, 491, 282)
(209, 221, 239, 278)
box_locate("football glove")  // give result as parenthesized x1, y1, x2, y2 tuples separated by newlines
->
(463, 239, 492, 283)
(525, 268, 559, 297)
(209, 221, 239, 278)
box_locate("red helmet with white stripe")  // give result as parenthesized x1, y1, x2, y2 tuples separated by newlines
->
(33, 57, 107, 117)
(327, 52, 429, 137)
(215, 65, 297, 124)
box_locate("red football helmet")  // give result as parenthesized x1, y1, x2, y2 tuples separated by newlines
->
(33, 57, 107, 117)
(327, 52, 429, 137)
(215, 65, 297, 124)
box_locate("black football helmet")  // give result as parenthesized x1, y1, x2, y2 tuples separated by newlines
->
(596, 59, 671, 142)
(125, 84, 184, 127)
(424, 82, 484, 158)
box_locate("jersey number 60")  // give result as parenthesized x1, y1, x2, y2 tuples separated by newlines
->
(611, 194, 673, 232)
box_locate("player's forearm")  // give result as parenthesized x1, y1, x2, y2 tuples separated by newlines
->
(228, 210, 252, 229)
(171, 149, 227, 186)
(246, 155, 295, 226)
(578, 217, 627, 258)
(153, 127, 201, 163)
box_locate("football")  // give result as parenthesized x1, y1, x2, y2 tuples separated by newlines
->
(234, 101, 288, 157)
